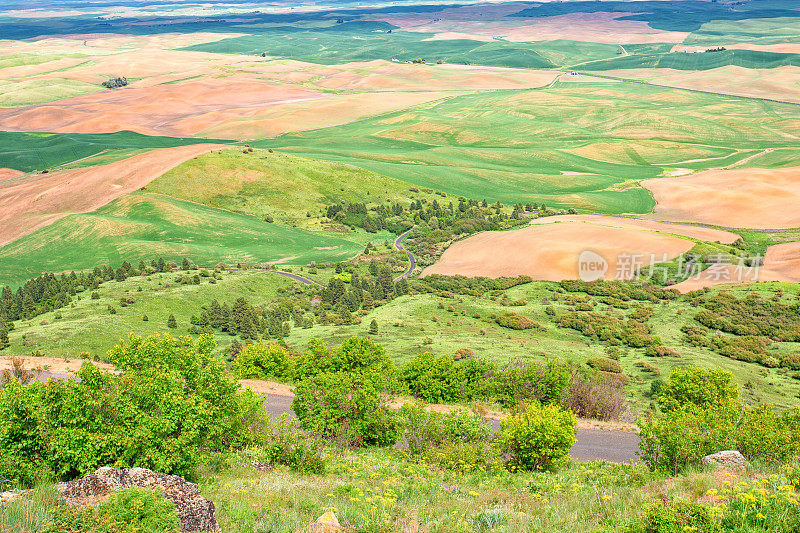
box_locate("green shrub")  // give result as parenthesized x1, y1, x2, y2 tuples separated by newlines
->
(292, 371, 399, 447)
(400, 402, 490, 456)
(47, 487, 179, 533)
(586, 357, 622, 373)
(292, 337, 394, 388)
(495, 402, 576, 472)
(493, 361, 571, 408)
(233, 342, 292, 380)
(400, 353, 494, 403)
(495, 312, 540, 330)
(251, 415, 326, 474)
(657, 367, 740, 412)
(0, 333, 263, 484)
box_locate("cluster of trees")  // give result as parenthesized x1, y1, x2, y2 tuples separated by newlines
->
(558, 280, 679, 302)
(101, 76, 128, 89)
(326, 202, 410, 234)
(555, 309, 666, 351)
(193, 297, 305, 341)
(317, 260, 409, 324)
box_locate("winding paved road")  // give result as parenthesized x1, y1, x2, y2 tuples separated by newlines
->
(268, 269, 318, 285)
(393, 227, 417, 282)
(263, 394, 640, 463)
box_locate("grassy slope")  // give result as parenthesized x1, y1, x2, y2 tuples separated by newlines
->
(0, 131, 231, 173)
(9, 267, 800, 409)
(0, 192, 362, 286)
(258, 80, 800, 211)
(147, 149, 445, 227)
(5, 270, 293, 359)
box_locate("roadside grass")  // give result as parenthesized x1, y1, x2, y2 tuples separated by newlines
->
(0, 192, 362, 286)
(197, 447, 798, 533)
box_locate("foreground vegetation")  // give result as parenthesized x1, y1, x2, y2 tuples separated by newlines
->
(3, 332, 800, 533)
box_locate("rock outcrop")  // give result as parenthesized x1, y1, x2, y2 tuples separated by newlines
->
(59, 467, 219, 532)
(701, 450, 749, 469)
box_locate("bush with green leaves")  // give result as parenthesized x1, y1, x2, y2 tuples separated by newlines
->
(657, 366, 740, 412)
(0, 333, 263, 485)
(400, 402, 490, 455)
(639, 367, 800, 474)
(292, 337, 395, 388)
(246, 415, 326, 474)
(233, 341, 292, 380)
(46, 487, 180, 533)
(292, 371, 400, 447)
(400, 352, 494, 403)
(495, 402, 576, 472)
(493, 361, 572, 409)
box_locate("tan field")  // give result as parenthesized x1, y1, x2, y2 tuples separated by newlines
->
(671, 241, 800, 292)
(385, 11, 689, 44)
(0, 168, 24, 181)
(599, 66, 800, 104)
(422, 221, 694, 281)
(0, 29, 558, 139)
(0, 143, 228, 246)
(643, 166, 800, 229)
(529, 214, 741, 243)
(193, 91, 457, 139)
(0, 77, 325, 137)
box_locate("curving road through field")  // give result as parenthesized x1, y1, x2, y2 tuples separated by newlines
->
(393, 227, 417, 282)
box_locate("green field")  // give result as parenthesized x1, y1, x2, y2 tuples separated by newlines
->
(148, 149, 446, 227)
(684, 16, 800, 46)
(256, 80, 800, 211)
(0, 77, 99, 108)
(183, 22, 621, 69)
(0, 131, 231, 173)
(0, 192, 362, 286)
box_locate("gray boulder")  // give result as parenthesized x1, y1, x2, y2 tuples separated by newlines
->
(59, 467, 219, 532)
(701, 450, 749, 469)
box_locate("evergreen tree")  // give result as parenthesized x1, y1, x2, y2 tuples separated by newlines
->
(0, 325, 9, 350)
(167, 314, 177, 329)
(369, 319, 378, 335)
(157, 257, 166, 272)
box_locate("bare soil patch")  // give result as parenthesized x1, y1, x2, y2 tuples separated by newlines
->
(0, 355, 114, 374)
(0, 144, 228, 246)
(530, 214, 741, 244)
(422, 222, 694, 281)
(643, 166, 800, 229)
(389, 11, 688, 44)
